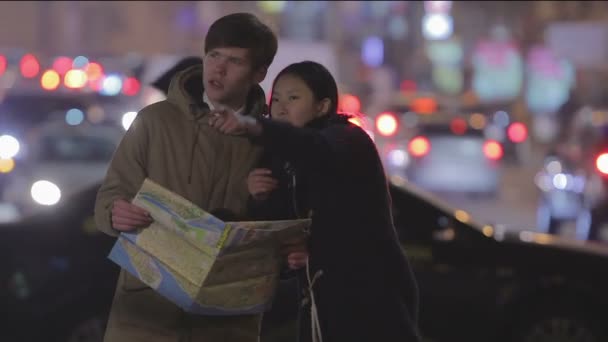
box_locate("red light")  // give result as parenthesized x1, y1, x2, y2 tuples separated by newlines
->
(20, 54, 40, 78)
(450, 118, 467, 135)
(340, 94, 361, 113)
(596, 152, 608, 175)
(53, 57, 73, 75)
(409, 136, 431, 157)
(122, 77, 141, 96)
(376, 112, 399, 136)
(483, 140, 503, 160)
(507, 122, 527, 143)
(0, 55, 6, 76)
(400, 80, 417, 94)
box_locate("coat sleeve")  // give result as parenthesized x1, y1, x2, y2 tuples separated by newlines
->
(94, 113, 150, 237)
(255, 119, 350, 180)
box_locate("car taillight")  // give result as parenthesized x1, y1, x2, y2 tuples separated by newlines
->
(483, 140, 503, 160)
(376, 112, 398, 136)
(409, 136, 430, 157)
(596, 152, 608, 175)
(507, 122, 527, 143)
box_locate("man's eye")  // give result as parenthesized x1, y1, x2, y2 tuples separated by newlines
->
(289, 96, 298, 100)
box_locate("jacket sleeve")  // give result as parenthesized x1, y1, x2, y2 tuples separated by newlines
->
(256, 119, 359, 180)
(94, 113, 150, 237)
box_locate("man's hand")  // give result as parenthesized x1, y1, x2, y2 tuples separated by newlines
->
(281, 237, 309, 270)
(208, 107, 261, 136)
(111, 199, 153, 232)
(248, 168, 278, 201)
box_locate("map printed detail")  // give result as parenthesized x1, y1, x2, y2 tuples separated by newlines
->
(108, 178, 310, 315)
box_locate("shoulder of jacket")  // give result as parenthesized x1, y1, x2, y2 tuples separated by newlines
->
(137, 100, 181, 120)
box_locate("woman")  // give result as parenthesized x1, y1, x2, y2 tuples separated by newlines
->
(209, 61, 421, 342)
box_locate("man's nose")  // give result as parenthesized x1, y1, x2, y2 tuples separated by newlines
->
(213, 59, 227, 75)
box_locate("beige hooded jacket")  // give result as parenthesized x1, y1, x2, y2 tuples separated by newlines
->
(95, 64, 265, 342)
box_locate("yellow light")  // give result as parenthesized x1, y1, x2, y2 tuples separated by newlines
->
(482, 225, 494, 237)
(469, 113, 486, 130)
(64, 69, 88, 89)
(0, 158, 15, 173)
(454, 210, 470, 223)
(40, 70, 60, 90)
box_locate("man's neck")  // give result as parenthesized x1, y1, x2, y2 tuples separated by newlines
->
(203, 92, 246, 113)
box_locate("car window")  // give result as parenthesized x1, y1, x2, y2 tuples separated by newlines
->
(37, 135, 117, 162)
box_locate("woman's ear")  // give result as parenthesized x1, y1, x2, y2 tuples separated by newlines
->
(316, 98, 332, 117)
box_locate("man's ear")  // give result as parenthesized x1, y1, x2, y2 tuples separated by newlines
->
(316, 98, 332, 117)
(253, 66, 268, 84)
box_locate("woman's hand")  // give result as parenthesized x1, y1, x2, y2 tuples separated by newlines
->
(208, 107, 261, 136)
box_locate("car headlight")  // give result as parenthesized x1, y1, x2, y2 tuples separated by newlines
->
(31, 180, 61, 206)
(0, 135, 20, 159)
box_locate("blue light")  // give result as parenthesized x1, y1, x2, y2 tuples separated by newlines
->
(65, 108, 84, 126)
(362, 36, 384, 68)
(72, 56, 89, 69)
(100, 75, 123, 96)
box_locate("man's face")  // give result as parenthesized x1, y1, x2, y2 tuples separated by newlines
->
(203, 47, 264, 109)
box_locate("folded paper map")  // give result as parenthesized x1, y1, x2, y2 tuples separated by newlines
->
(108, 178, 311, 315)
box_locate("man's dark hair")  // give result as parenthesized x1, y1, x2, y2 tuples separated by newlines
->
(204, 12, 278, 70)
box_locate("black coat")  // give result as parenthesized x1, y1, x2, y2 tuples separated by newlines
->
(253, 115, 421, 342)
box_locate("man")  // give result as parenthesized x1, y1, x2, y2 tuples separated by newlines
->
(94, 13, 277, 342)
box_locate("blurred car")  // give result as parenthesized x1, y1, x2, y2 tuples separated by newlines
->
(538, 108, 608, 240)
(376, 111, 503, 197)
(263, 179, 608, 342)
(534, 152, 586, 235)
(576, 134, 608, 241)
(0, 120, 124, 222)
(1, 184, 118, 342)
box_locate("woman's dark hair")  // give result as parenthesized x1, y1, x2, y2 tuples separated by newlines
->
(151, 56, 203, 95)
(271, 61, 339, 116)
(204, 12, 278, 70)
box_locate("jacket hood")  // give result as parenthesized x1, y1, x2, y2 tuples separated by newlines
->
(166, 64, 268, 122)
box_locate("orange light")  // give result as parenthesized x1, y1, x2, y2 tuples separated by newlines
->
(0, 55, 6, 76)
(411, 97, 437, 114)
(85, 62, 104, 81)
(53, 56, 73, 75)
(40, 70, 60, 90)
(20, 54, 40, 78)
(450, 118, 467, 135)
(376, 112, 398, 136)
(122, 77, 141, 96)
(0, 158, 15, 173)
(483, 140, 503, 160)
(340, 94, 361, 113)
(409, 136, 431, 157)
(64, 69, 88, 89)
(597, 152, 608, 175)
(507, 122, 527, 143)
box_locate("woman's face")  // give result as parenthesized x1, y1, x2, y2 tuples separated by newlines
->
(270, 74, 328, 127)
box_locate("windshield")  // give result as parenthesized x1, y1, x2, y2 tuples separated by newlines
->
(37, 134, 117, 162)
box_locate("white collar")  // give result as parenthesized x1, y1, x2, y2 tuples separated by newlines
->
(203, 92, 245, 115)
